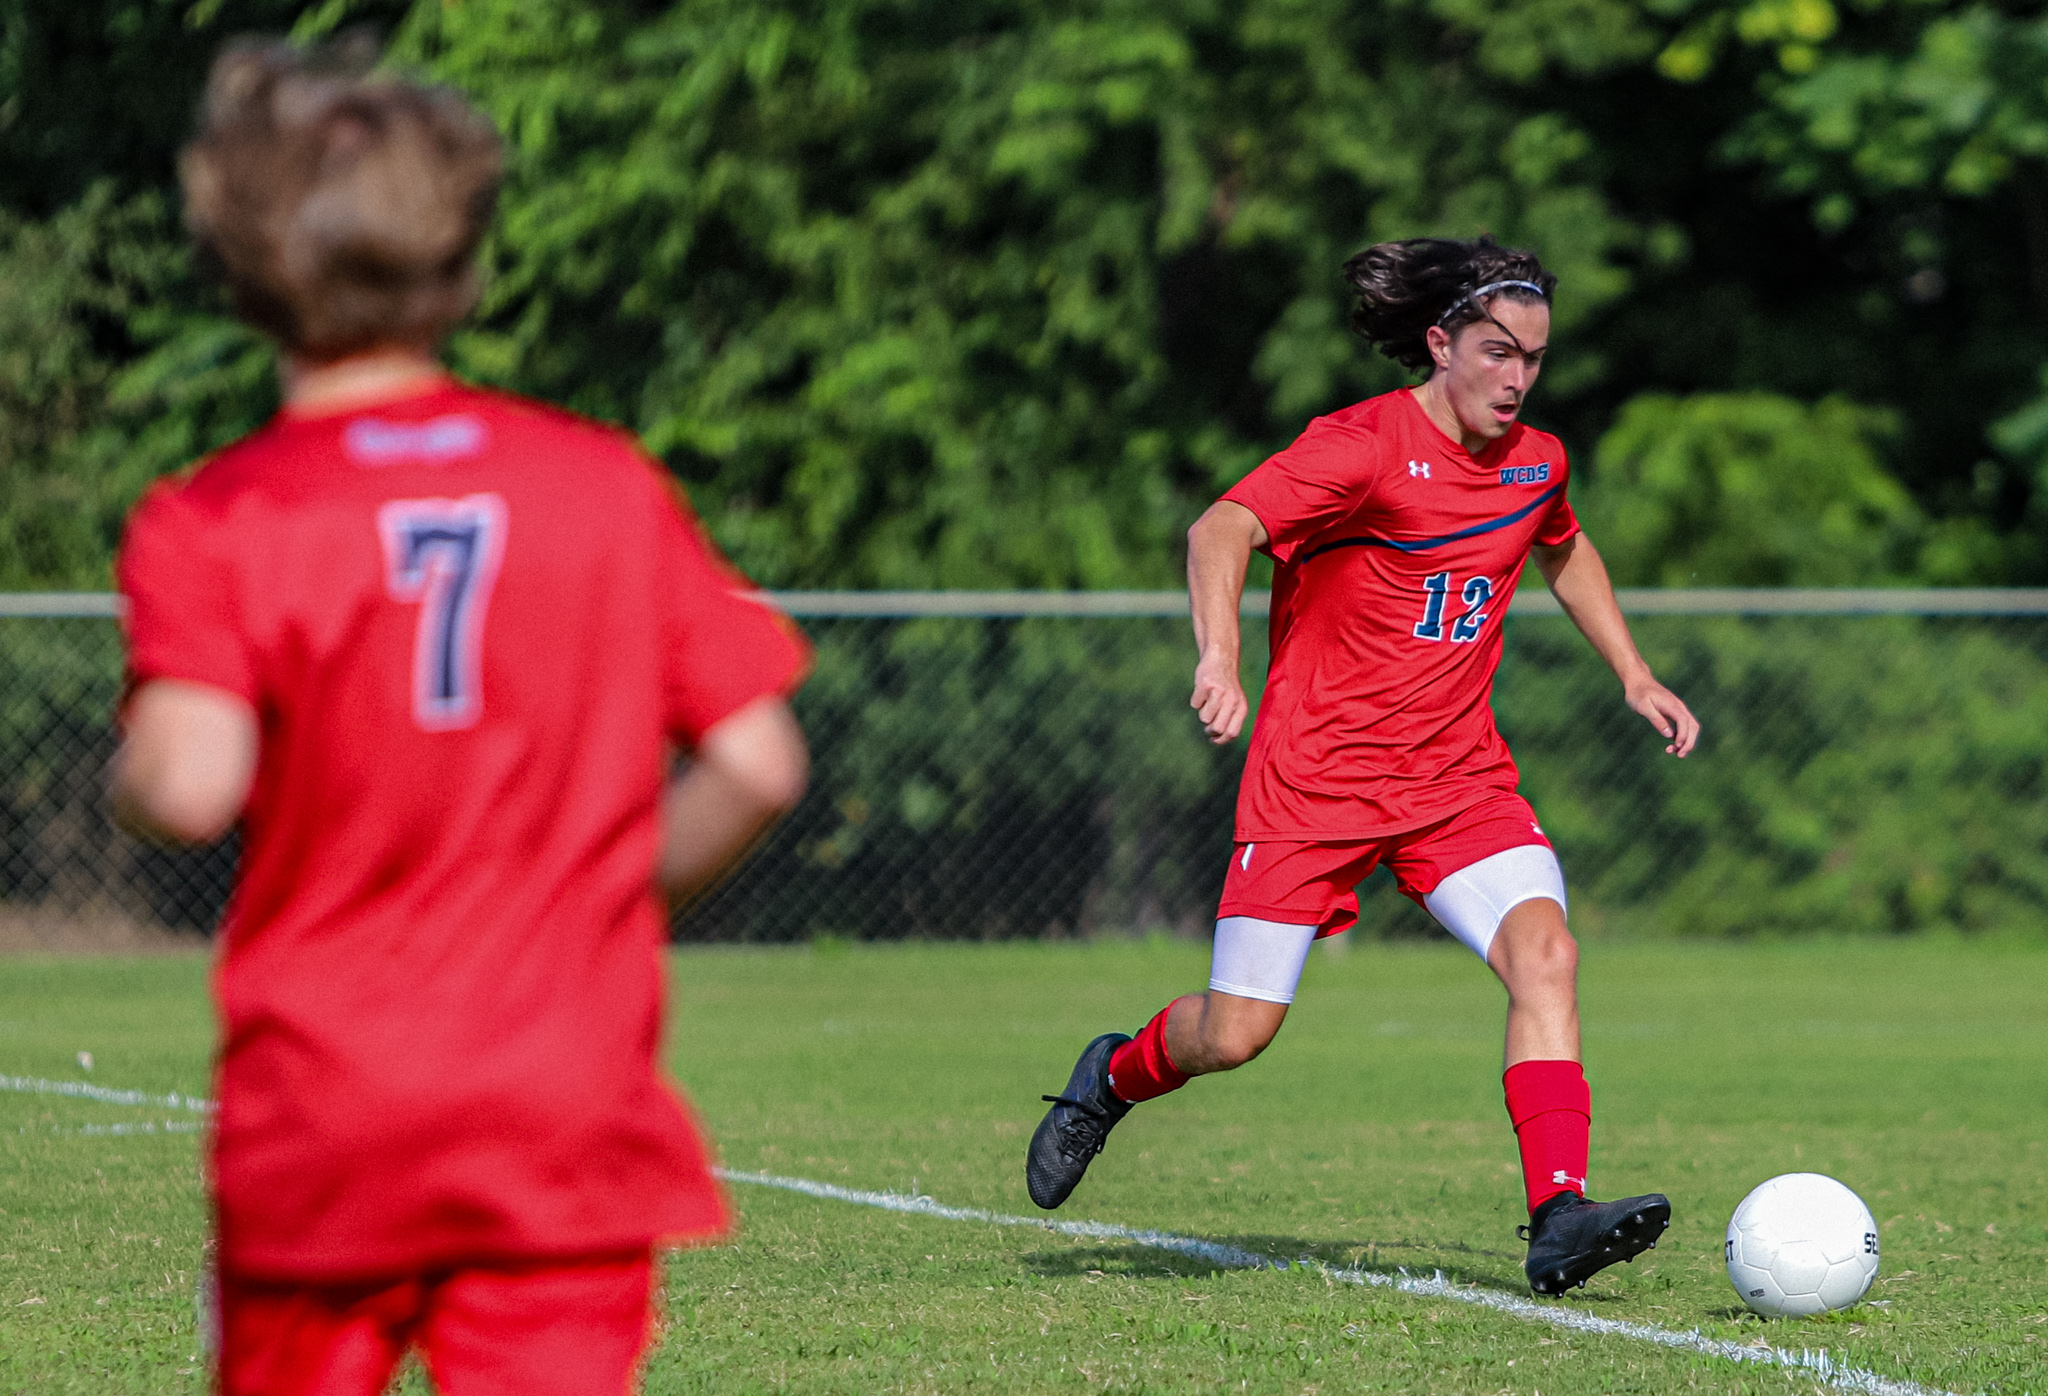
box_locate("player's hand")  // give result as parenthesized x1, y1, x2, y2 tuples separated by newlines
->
(1625, 677, 1700, 758)
(1191, 651, 1249, 745)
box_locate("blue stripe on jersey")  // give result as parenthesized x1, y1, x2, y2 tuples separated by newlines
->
(1300, 482, 1566, 560)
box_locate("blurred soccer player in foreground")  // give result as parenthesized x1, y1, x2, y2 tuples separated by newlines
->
(1030, 237, 1698, 1296)
(111, 37, 809, 1394)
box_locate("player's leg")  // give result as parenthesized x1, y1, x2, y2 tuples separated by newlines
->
(1124, 912, 1315, 1088)
(417, 1250, 654, 1396)
(1025, 975, 1297, 1213)
(1484, 896, 1668, 1292)
(1485, 891, 1591, 1218)
(1410, 802, 1669, 1293)
(1423, 844, 1592, 1210)
(1488, 893, 1580, 1067)
(1026, 843, 1367, 1210)
(215, 1269, 419, 1396)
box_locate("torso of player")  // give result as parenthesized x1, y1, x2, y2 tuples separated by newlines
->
(1222, 389, 1578, 840)
(118, 381, 807, 1278)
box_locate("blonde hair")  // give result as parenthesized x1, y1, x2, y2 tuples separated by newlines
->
(180, 34, 503, 358)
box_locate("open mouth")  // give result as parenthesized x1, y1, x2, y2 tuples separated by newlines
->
(1491, 401, 1521, 423)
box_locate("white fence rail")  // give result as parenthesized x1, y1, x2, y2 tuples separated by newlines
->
(14, 589, 2048, 618)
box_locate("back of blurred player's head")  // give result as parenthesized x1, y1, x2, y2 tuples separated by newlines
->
(1343, 236, 1554, 376)
(180, 33, 503, 361)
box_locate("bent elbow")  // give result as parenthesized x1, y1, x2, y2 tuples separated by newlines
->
(745, 737, 809, 814)
(745, 745, 806, 810)
(709, 703, 809, 814)
(693, 697, 809, 820)
(115, 769, 242, 845)
(155, 796, 240, 846)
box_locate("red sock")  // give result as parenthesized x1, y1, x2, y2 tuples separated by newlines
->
(1503, 1059, 1591, 1214)
(1107, 1001, 1192, 1103)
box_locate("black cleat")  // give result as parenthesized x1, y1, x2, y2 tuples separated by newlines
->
(1519, 1191, 1671, 1296)
(1026, 1033, 1133, 1210)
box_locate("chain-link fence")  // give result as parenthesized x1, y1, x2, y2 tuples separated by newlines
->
(7, 591, 2048, 945)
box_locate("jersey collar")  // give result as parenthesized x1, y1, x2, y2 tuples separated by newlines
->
(1399, 387, 1521, 470)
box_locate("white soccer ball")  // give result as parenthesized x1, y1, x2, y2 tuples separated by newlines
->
(1725, 1173, 1880, 1317)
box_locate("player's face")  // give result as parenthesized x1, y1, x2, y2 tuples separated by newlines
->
(1433, 299, 1550, 443)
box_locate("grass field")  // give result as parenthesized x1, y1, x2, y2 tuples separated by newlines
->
(1, 936, 2044, 1394)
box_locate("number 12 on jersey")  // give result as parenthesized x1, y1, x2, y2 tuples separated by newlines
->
(1412, 571, 1493, 643)
(378, 494, 508, 731)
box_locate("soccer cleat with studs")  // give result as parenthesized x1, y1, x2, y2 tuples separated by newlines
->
(1026, 1032, 1133, 1210)
(1518, 1190, 1671, 1296)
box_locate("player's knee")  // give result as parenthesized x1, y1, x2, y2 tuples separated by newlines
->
(1203, 1012, 1283, 1070)
(1537, 918, 1577, 973)
(1207, 1035, 1264, 1071)
(1521, 922, 1577, 995)
(1495, 902, 1576, 992)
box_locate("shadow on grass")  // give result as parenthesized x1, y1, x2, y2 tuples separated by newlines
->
(1020, 1232, 1640, 1303)
(1023, 1243, 1242, 1280)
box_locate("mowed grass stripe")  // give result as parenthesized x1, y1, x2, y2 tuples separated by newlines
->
(1, 939, 2044, 1393)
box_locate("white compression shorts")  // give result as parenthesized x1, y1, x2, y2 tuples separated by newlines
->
(1207, 844, 1568, 1005)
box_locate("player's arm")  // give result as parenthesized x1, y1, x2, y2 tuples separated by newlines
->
(111, 679, 260, 843)
(1187, 500, 1268, 745)
(659, 695, 809, 904)
(1532, 532, 1700, 758)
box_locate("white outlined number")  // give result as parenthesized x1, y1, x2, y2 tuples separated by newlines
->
(1450, 575, 1493, 642)
(377, 494, 508, 731)
(1414, 571, 1494, 644)
(1413, 571, 1451, 639)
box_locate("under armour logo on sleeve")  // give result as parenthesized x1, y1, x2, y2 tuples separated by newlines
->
(1407, 460, 1430, 478)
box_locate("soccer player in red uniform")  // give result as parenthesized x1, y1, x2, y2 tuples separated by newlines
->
(110, 40, 809, 1393)
(1028, 237, 1700, 1296)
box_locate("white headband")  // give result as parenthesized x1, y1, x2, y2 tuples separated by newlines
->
(1437, 279, 1549, 325)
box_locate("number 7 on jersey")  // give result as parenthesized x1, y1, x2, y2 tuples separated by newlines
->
(378, 494, 508, 731)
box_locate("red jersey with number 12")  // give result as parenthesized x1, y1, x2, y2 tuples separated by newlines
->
(1221, 388, 1578, 840)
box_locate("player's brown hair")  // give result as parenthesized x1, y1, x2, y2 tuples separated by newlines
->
(180, 34, 503, 359)
(1343, 236, 1555, 375)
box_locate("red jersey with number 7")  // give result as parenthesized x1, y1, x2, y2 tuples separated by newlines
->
(117, 380, 809, 1281)
(1220, 388, 1578, 840)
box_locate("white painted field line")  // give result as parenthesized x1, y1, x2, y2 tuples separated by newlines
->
(720, 1169, 1950, 1396)
(17, 1119, 206, 1137)
(0, 1074, 214, 1114)
(719, 1168, 1279, 1272)
(0, 1080, 1949, 1396)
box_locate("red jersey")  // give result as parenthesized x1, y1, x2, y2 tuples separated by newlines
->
(117, 380, 809, 1281)
(1221, 388, 1577, 840)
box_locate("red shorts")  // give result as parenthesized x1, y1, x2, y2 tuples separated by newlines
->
(217, 1250, 654, 1396)
(1221, 792, 1552, 938)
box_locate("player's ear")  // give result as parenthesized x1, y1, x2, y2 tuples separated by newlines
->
(1426, 324, 1452, 373)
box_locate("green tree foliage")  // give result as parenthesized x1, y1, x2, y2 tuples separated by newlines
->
(3, 0, 2046, 590)
(395, 0, 1642, 586)
(0, 0, 404, 586)
(0, 186, 274, 588)
(1642, 0, 2048, 546)
(1575, 391, 1967, 586)
(0, 190, 177, 589)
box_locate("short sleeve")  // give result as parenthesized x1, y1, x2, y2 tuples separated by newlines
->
(1533, 457, 1580, 547)
(1533, 497, 1580, 548)
(117, 480, 260, 707)
(656, 481, 811, 744)
(1220, 418, 1381, 564)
